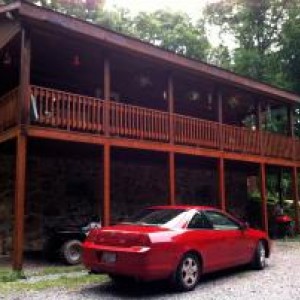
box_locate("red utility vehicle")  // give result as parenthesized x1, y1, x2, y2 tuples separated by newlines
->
(82, 206, 270, 292)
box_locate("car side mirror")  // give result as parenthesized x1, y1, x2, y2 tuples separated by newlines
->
(240, 222, 249, 231)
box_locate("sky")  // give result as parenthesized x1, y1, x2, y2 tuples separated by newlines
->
(105, 0, 219, 20)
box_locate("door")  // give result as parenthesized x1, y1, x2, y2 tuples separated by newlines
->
(203, 210, 250, 268)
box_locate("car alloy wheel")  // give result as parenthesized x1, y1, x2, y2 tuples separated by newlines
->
(61, 240, 82, 265)
(174, 253, 200, 291)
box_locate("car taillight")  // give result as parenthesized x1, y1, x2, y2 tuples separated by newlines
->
(136, 234, 151, 246)
(86, 229, 98, 243)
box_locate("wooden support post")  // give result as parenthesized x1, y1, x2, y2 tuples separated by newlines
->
(12, 28, 31, 271)
(218, 157, 226, 211)
(256, 100, 263, 155)
(19, 29, 31, 126)
(12, 133, 27, 271)
(169, 152, 176, 205)
(288, 105, 295, 137)
(260, 163, 268, 234)
(217, 92, 223, 150)
(256, 101, 262, 130)
(292, 167, 300, 234)
(277, 168, 283, 206)
(103, 143, 111, 226)
(103, 56, 110, 136)
(168, 74, 174, 144)
(288, 105, 296, 160)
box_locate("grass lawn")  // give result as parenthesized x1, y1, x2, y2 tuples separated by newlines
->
(0, 266, 108, 296)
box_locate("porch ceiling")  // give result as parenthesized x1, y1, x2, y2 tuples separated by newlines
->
(1, 1, 300, 104)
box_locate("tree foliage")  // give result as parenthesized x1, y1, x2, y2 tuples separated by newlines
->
(96, 9, 209, 60)
(204, 0, 293, 84)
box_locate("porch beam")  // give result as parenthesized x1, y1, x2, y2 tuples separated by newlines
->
(169, 152, 176, 205)
(103, 56, 110, 137)
(12, 133, 27, 270)
(27, 126, 299, 168)
(260, 163, 269, 233)
(103, 143, 111, 226)
(218, 157, 226, 211)
(292, 166, 300, 234)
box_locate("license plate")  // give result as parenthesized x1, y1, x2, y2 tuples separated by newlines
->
(101, 252, 116, 264)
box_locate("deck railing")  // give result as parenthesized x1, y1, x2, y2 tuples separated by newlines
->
(110, 101, 170, 141)
(222, 124, 261, 155)
(0, 85, 294, 161)
(174, 114, 219, 149)
(0, 88, 18, 132)
(31, 86, 105, 133)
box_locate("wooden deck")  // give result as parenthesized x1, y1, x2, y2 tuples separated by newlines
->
(0, 85, 299, 162)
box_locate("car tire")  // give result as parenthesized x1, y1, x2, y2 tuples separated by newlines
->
(251, 240, 267, 270)
(172, 252, 201, 292)
(60, 240, 82, 265)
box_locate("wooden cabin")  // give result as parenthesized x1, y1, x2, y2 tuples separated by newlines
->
(0, 1, 299, 270)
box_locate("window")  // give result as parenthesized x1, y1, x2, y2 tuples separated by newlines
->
(204, 211, 240, 230)
(188, 213, 213, 230)
(126, 208, 186, 226)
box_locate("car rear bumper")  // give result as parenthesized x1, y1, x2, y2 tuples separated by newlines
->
(82, 242, 173, 281)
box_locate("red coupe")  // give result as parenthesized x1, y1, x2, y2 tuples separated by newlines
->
(82, 206, 271, 291)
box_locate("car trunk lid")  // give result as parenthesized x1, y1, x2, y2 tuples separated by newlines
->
(94, 224, 169, 247)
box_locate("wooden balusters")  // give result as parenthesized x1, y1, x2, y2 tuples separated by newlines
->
(174, 114, 219, 149)
(30, 86, 105, 133)
(1, 85, 297, 162)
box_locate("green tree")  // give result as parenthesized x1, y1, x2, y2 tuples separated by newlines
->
(96, 9, 210, 61)
(0, 1, 210, 61)
(131, 10, 209, 60)
(280, 3, 300, 94)
(204, 0, 292, 86)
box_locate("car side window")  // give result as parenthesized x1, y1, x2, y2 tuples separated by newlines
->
(187, 213, 213, 230)
(204, 211, 240, 230)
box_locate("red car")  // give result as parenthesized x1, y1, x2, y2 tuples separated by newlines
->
(82, 206, 271, 291)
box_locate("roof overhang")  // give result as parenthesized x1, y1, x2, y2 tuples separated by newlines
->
(1, 0, 300, 104)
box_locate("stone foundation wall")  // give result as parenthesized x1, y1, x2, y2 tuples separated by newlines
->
(176, 167, 218, 206)
(0, 151, 249, 253)
(0, 154, 14, 255)
(226, 171, 248, 221)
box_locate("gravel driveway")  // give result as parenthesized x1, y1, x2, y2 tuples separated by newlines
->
(6, 241, 300, 300)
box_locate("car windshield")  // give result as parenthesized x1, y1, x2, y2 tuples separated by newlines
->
(125, 208, 186, 226)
